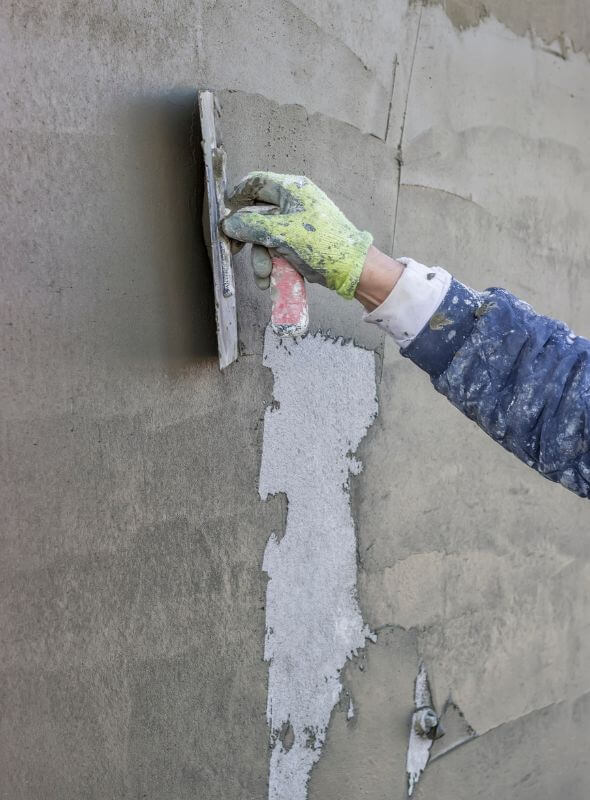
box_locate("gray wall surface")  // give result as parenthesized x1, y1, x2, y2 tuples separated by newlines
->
(1, 2, 589, 798)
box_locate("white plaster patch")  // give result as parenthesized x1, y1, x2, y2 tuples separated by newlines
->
(260, 327, 378, 800)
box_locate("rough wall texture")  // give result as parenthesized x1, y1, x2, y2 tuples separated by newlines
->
(1, 2, 589, 799)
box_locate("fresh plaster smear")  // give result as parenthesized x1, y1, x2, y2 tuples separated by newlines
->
(260, 327, 378, 799)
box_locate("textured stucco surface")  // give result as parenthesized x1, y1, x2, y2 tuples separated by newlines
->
(1, 2, 589, 799)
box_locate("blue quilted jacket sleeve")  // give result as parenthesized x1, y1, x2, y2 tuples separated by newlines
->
(402, 279, 590, 498)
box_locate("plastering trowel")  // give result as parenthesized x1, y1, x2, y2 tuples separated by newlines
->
(198, 90, 308, 370)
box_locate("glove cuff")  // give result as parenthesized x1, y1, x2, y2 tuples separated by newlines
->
(336, 230, 373, 299)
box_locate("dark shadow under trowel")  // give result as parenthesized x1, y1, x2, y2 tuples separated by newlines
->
(125, 89, 218, 371)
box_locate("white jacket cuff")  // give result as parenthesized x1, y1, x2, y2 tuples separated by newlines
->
(363, 257, 452, 348)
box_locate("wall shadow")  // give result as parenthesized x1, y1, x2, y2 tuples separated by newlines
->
(126, 89, 217, 371)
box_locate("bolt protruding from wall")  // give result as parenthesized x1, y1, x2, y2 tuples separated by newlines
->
(414, 707, 445, 740)
(407, 662, 444, 795)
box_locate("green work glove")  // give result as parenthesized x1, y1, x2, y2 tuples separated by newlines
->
(221, 172, 373, 299)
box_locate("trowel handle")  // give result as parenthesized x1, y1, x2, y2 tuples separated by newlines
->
(230, 204, 309, 337)
(269, 255, 309, 338)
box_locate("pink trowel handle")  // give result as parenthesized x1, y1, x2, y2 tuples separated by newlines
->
(269, 255, 309, 337)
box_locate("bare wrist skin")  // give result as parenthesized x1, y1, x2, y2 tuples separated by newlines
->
(355, 245, 405, 311)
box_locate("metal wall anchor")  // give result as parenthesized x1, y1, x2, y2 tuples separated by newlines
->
(406, 663, 444, 795)
(414, 706, 445, 740)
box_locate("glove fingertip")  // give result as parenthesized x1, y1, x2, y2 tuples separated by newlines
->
(220, 215, 235, 237)
(251, 244, 273, 279)
(222, 210, 277, 247)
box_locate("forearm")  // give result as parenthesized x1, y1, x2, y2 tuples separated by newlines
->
(354, 246, 405, 311)
(360, 249, 453, 350)
(361, 248, 590, 498)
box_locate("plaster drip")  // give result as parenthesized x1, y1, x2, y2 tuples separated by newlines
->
(259, 327, 378, 800)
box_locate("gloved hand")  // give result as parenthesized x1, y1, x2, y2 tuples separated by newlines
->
(221, 172, 373, 299)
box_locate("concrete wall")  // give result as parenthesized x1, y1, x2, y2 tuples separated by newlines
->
(1, 2, 589, 798)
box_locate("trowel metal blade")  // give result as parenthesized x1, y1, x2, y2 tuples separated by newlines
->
(198, 90, 238, 370)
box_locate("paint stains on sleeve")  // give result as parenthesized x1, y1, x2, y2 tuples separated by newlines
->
(429, 312, 453, 330)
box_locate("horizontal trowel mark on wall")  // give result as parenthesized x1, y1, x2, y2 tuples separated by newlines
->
(424, 0, 590, 55)
(259, 328, 378, 799)
(203, 0, 393, 136)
